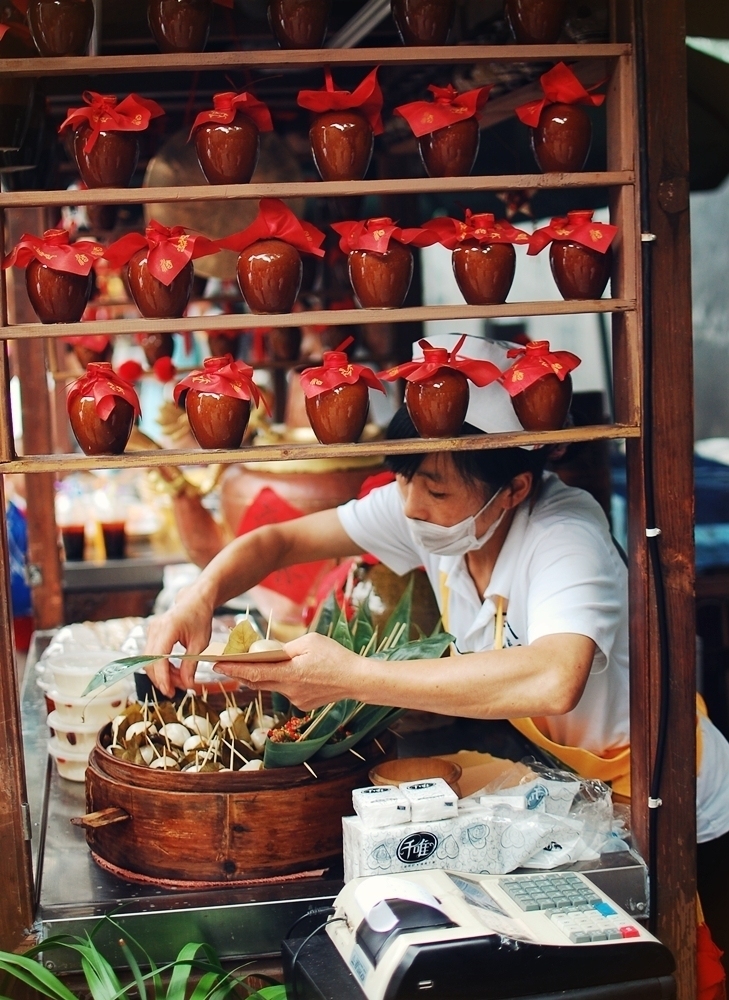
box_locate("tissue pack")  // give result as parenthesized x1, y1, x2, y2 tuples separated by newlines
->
(400, 777, 458, 822)
(353, 785, 411, 828)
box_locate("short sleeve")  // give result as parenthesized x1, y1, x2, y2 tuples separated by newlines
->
(337, 482, 423, 576)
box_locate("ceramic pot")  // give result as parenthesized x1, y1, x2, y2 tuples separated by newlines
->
(504, 0, 566, 43)
(148, 0, 212, 53)
(139, 332, 174, 366)
(194, 113, 260, 185)
(185, 390, 251, 449)
(309, 110, 373, 182)
(512, 373, 572, 431)
(348, 242, 413, 309)
(452, 241, 516, 305)
(73, 125, 140, 189)
(236, 239, 302, 314)
(391, 0, 455, 45)
(0, 20, 35, 152)
(86, 204, 119, 232)
(405, 366, 469, 438)
(419, 118, 479, 178)
(306, 381, 369, 444)
(68, 394, 135, 456)
(532, 102, 592, 173)
(268, 0, 330, 48)
(269, 327, 302, 361)
(28, 0, 94, 55)
(550, 241, 612, 299)
(71, 341, 112, 367)
(207, 332, 242, 358)
(127, 250, 194, 319)
(26, 260, 92, 324)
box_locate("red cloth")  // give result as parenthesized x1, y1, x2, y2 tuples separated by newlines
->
(380, 335, 501, 387)
(174, 354, 266, 410)
(331, 216, 437, 254)
(422, 209, 530, 250)
(153, 357, 176, 383)
(67, 362, 141, 421)
(118, 359, 143, 382)
(297, 67, 384, 135)
(104, 220, 219, 285)
(59, 92, 164, 153)
(218, 198, 326, 257)
(64, 334, 111, 354)
(515, 62, 605, 128)
(3, 229, 104, 276)
(529, 209, 618, 256)
(698, 921, 727, 1000)
(395, 83, 491, 138)
(190, 90, 273, 137)
(300, 336, 385, 399)
(499, 340, 581, 396)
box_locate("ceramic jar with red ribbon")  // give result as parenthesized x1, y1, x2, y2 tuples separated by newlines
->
(505, 0, 566, 43)
(297, 67, 383, 182)
(148, 0, 231, 53)
(2, 229, 104, 323)
(391, 0, 455, 45)
(268, 0, 331, 48)
(380, 335, 501, 437)
(423, 210, 529, 304)
(174, 354, 266, 449)
(0, 1, 36, 153)
(217, 198, 326, 314)
(64, 335, 112, 367)
(529, 210, 618, 300)
(500, 341, 580, 432)
(395, 83, 491, 178)
(331, 217, 436, 309)
(300, 336, 384, 443)
(190, 91, 273, 185)
(104, 221, 219, 318)
(28, 0, 94, 55)
(59, 92, 165, 189)
(67, 362, 141, 455)
(515, 62, 605, 173)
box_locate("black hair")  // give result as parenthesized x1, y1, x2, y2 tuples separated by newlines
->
(384, 405, 550, 496)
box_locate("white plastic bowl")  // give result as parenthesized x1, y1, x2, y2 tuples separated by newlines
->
(48, 738, 89, 782)
(47, 710, 105, 751)
(41, 650, 127, 697)
(47, 689, 127, 727)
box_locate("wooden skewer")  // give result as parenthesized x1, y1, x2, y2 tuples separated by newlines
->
(374, 739, 386, 754)
(300, 702, 336, 741)
(494, 595, 505, 652)
(349, 749, 366, 761)
(303, 760, 318, 779)
(265, 609, 273, 640)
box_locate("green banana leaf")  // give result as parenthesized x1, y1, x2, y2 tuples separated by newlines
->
(315, 704, 394, 759)
(263, 699, 359, 768)
(82, 654, 154, 696)
(381, 574, 414, 644)
(350, 601, 375, 654)
(372, 632, 455, 662)
(312, 592, 341, 637)
(330, 607, 354, 651)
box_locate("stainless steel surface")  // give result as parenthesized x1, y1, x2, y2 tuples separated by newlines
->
(62, 554, 185, 592)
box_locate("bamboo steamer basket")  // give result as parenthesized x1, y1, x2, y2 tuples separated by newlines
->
(79, 725, 394, 884)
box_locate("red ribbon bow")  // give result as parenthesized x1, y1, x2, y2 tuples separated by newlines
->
(528, 210, 618, 256)
(64, 334, 111, 353)
(499, 341, 581, 396)
(67, 362, 141, 422)
(217, 198, 326, 257)
(174, 354, 269, 412)
(0, 1, 31, 45)
(190, 90, 274, 139)
(104, 220, 220, 286)
(331, 216, 437, 254)
(379, 335, 502, 387)
(300, 336, 386, 399)
(59, 92, 165, 154)
(2, 229, 104, 275)
(297, 67, 384, 135)
(394, 83, 491, 138)
(515, 63, 605, 129)
(422, 210, 530, 250)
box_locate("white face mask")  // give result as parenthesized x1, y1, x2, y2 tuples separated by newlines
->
(405, 487, 505, 557)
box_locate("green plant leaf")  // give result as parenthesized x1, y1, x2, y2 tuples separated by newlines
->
(330, 609, 354, 652)
(263, 699, 358, 768)
(166, 942, 220, 1000)
(248, 989, 287, 1000)
(188, 971, 222, 1000)
(381, 575, 414, 646)
(0, 956, 78, 1000)
(117, 940, 146, 1000)
(374, 633, 455, 662)
(311, 593, 340, 637)
(82, 655, 154, 696)
(315, 705, 394, 759)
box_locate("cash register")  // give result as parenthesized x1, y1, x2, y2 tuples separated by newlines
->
(282, 870, 675, 1000)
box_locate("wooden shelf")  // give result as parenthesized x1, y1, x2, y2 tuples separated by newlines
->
(0, 300, 635, 341)
(0, 43, 630, 78)
(0, 171, 634, 209)
(1, 423, 640, 474)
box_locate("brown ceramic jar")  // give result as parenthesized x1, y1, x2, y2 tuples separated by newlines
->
(185, 391, 251, 450)
(532, 103, 592, 173)
(69, 394, 135, 456)
(139, 332, 174, 366)
(550, 240, 613, 300)
(512, 373, 572, 432)
(0, 11, 35, 152)
(71, 341, 112, 367)
(207, 332, 242, 358)
(452, 241, 516, 305)
(391, 0, 455, 45)
(505, 0, 567, 43)
(306, 381, 369, 444)
(26, 260, 92, 324)
(269, 0, 330, 48)
(86, 205, 119, 232)
(236, 239, 303, 314)
(194, 113, 260, 185)
(73, 124, 140, 189)
(405, 363, 469, 438)
(127, 250, 194, 319)
(309, 110, 373, 182)
(348, 242, 413, 309)
(28, 0, 94, 55)
(148, 0, 212, 53)
(269, 327, 302, 361)
(419, 118, 480, 178)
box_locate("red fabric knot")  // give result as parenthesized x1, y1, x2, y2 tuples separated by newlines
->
(189, 90, 274, 139)
(515, 62, 605, 129)
(153, 356, 176, 383)
(59, 92, 165, 154)
(2, 229, 104, 275)
(331, 216, 437, 255)
(217, 198, 326, 257)
(103, 220, 220, 286)
(499, 340, 581, 396)
(528, 209, 618, 256)
(300, 336, 385, 399)
(64, 334, 111, 354)
(174, 353, 270, 414)
(379, 335, 502, 387)
(117, 359, 144, 383)
(394, 83, 491, 138)
(67, 361, 141, 422)
(297, 67, 384, 135)
(422, 209, 530, 250)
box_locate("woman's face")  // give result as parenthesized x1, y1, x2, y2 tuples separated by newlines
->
(396, 453, 497, 529)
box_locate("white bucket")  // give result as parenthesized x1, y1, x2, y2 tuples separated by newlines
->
(48, 737, 88, 782)
(47, 710, 103, 752)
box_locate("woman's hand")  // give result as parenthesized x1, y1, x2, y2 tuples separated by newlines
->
(214, 632, 363, 711)
(144, 585, 215, 697)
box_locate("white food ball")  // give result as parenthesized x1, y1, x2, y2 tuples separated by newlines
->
(183, 715, 213, 738)
(248, 639, 285, 653)
(158, 723, 192, 747)
(139, 745, 157, 765)
(149, 755, 178, 769)
(107, 744, 122, 755)
(250, 727, 268, 752)
(258, 714, 274, 730)
(183, 734, 204, 754)
(126, 721, 157, 740)
(219, 707, 243, 729)
(241, 759, 264, 771)
(111, 714, 127, 739)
